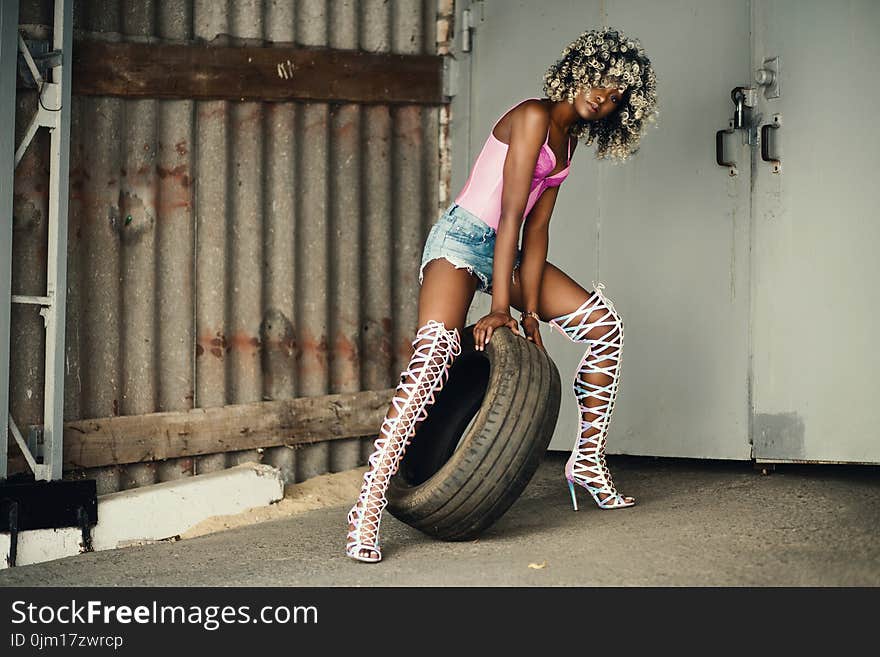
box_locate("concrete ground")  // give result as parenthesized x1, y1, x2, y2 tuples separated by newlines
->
(1, 453, 877, 586)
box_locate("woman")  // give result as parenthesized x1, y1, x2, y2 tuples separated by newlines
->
(346, 27, 659, 562)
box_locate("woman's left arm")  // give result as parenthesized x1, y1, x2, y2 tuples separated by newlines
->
(519, 185, 560, 317)
(520, 139, 577, 346)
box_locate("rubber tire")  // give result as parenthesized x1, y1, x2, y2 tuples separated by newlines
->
(386, 323, 561, 541)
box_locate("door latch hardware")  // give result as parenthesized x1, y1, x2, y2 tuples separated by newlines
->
(731, 86, 757, 129)
(716, 120, 738, 177)
(755, 56, 780, 100)
(760, 113, 782, 173)
(716, 86, 757, 176)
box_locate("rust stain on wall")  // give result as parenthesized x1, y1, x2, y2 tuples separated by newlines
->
(195, 331, 228, 359)
(227, 330, 262, 356)
(156, 164, 190, 185)
(332, 331, 360, 366)
(296, 328, 329, 377)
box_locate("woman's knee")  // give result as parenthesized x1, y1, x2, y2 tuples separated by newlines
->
(410, 319, 463, 361)
(560, 298, 622, 344)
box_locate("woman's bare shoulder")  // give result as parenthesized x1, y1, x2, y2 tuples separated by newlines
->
(493, 98, 550, 143)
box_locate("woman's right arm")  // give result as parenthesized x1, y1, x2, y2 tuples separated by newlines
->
(489, 102, 548, 315)
(473, 102, 548, 351)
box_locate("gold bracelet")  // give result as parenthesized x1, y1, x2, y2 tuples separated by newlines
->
(521, 310, 540, 322)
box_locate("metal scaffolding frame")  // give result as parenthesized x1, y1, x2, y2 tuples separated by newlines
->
(1, 0, 73, 482)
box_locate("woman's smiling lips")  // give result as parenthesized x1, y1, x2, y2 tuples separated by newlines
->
(587, 100, 599, 112)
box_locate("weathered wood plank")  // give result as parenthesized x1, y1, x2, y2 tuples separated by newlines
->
(72, 40, 445, 105)
(7, 389, 394, 472)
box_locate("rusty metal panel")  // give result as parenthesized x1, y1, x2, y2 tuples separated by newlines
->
(293, 0, 331, 481)
(154, 0, 196, 484)
(327, 0, 363, 474)
(360, 105, 394, 465)
(261, 0, 299, 482)
(69, 4, 126, 493)
(117, 0, 159, 491)
(192, 0, 232, 478)
(9, 0, 444, 493)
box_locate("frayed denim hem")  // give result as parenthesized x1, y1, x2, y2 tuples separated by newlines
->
(419, 255, 492, 293)
(419, 256, 522, 298)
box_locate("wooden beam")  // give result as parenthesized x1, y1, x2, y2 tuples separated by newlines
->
(72, 40, 445, 105)
(6, 388, 394, 472)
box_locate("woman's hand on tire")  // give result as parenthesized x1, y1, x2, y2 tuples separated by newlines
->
(474, 310, 519, 351)
(520, 316, 544, 350)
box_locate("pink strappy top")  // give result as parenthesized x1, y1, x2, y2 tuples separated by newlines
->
(454, 97, 572, 230)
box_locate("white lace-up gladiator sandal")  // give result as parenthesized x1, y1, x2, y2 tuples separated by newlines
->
(548, 282, 635, 510)
(346, 319, 462, 562)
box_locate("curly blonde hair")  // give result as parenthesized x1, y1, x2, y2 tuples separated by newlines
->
(543, 27, 659, 161)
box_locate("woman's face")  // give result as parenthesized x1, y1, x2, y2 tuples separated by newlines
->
(573, 85, 625, 121)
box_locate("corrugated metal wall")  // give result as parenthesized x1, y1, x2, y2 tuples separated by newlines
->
(10, 0, 450, 493)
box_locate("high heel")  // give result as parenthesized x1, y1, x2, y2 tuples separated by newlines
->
(346, 319, 461, 563)
(345, 502, 385, 563)
(549, 282, 635, 511)
(346, 505, 382, 562)
(565, 454, 635, 509)
(566, 477, 579, 511)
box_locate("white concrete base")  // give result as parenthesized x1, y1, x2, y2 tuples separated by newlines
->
(0, 462, 284, 569)
(0, 527, 83, 568)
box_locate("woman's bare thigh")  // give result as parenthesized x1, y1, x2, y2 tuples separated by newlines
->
(509, 261, 592, 320)
(418, 258, 479, 331)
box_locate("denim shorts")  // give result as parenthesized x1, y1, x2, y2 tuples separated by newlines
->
(419, 203, 522, 294)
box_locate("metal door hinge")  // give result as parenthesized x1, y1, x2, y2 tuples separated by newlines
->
(442, 55, 458, 98)
(461, 8, 475, 52)
(460, 2, 483, 53)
